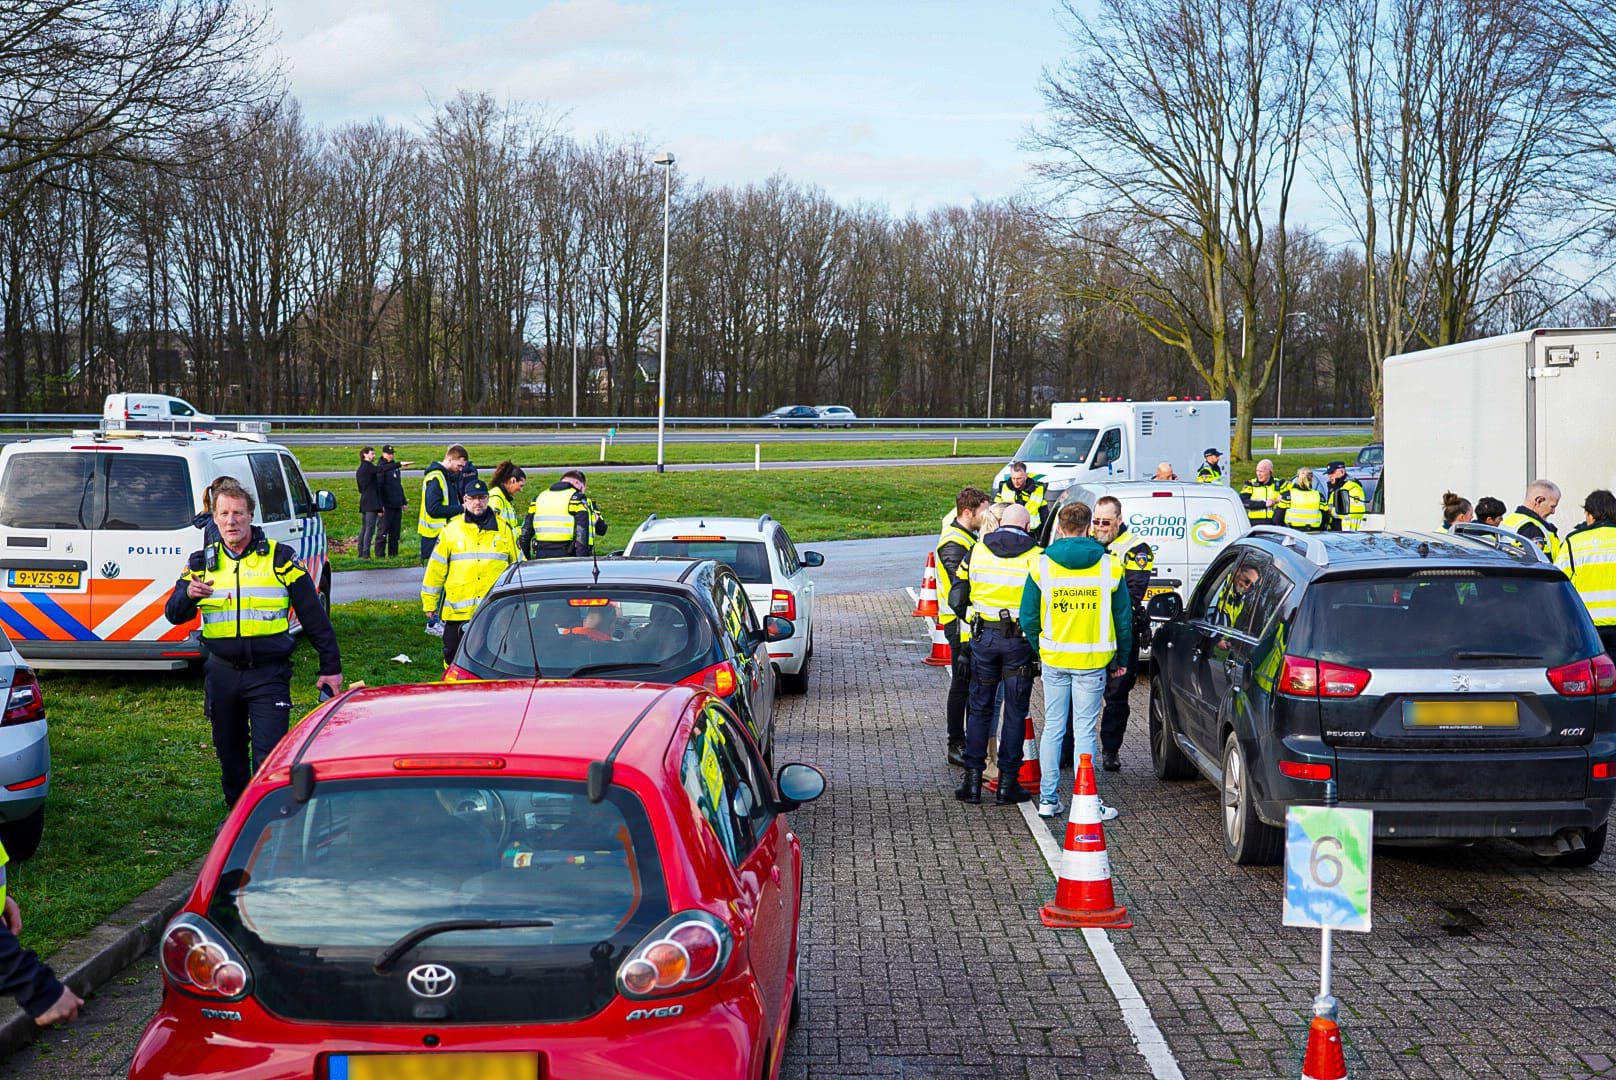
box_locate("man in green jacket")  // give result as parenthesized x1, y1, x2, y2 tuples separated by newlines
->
(1019, 500, 1133, 820)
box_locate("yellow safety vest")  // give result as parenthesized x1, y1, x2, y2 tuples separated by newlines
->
(1197, 463, 1223, 484)
(422, 515, 520, 622)
(194, 541, 299, 638)
(1557, 522, 1616, 626)
(1332, 480, 1367, 531)
(1108, 529, 1155, 577)
(1502, 510, 1563, 565)
(417, 468, 454, 539)
(934, 521, 975, 628)
(1241, 480, 1282, 523)
(1283, 488, 1325, 530)
(0, 837, 10, 907)
(489, 486, 521, 533)
(996, 480, 1048, 530)
(581, 496, 605, 553)
(1034, 553, 1124, 670)
(965, 543, 1042, 623)
(527, 487, 579, 546)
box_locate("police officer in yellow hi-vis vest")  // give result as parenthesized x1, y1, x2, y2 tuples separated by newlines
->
(417, 444, 472, 562)
(1279, 467, 1327, 531)
(0, 837, 81, 1026)
(1019, 501, 1132, 820)
(936, 487, 991, 768)
(1502, 479, 1564, 564)
(1240, 458, 1283, 523)
(1092, 495, 1153, 773)
(166, 478, 342, 808)
(1557, 488, 1616, 657)
(423, 479, 521, 666)
(995, 461, 1049, 532)
(1197, 448, 1224, 484)
(949, 502, 1041, 805)
(1324, 461, 1366, 531)
(522, 469, 607, 559)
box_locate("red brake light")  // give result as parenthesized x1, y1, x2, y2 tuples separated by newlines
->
(3, 669, 44, 726)
(771, 589, 796, 620)
(1547, 656, 1615, 696)
(1279, 761, 1333, 781)
(568, 597, 611, 607)
(393, 756, 506, 770)
(443, 663, 479, 682)
(1277, 656, 1370, 698)
(616, 911, 733, 1000)
(1278, 656, 1319, 696)
(1594, 762, 1614, 780)
(680, 661, 739, 698)
(160, 915, 251, 1000)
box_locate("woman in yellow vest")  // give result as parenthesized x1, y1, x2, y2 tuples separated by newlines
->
(488, 460, 527, 534)
(1279, 467, 1326, 532)
(422, 479, 520, 667)
(1556, 489, 1616, 656)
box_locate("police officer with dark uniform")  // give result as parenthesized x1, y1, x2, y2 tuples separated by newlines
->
(166, 477, 342, 809)
(1091, 495, 1153, 772)
(1197, 448, 1224, 484)
(936, 486, 990, 767)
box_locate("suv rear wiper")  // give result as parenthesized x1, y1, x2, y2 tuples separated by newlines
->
(1452, 651, 1543, 661)
(567, 662, 660, 680)
(374, 918, 554, 974)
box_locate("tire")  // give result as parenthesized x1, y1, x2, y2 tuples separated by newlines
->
(1547, 821, 1608, 868)
(789, 979, 802, 1028)
(779, 646, 810, 695)
(319, 572, 332, 617)
(0, 805, 44, 862)
(1220, 732, 1282, 865)
(1149, 681, 1197, 781)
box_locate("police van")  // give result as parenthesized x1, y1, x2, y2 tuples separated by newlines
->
(0, 424, 334, 670)
(1044, 480, 1249, 657)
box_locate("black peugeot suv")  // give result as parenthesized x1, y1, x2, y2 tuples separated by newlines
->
(1147, 525, 1615, 867)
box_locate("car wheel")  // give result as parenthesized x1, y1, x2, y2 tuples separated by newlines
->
(1547, 822, 1608, 868)
(1221, 732, 1281, 865)
(319, 572, 332, 617)
(0, 805, 44, 862)
(1149, 682, 1196, 781)
(790, 979, 802, 1028)
(779, 649, 810, 695)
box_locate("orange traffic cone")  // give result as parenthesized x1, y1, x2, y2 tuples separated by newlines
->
(1300, 1015, 1347, 1080)
(1040, 753, 1131, 929)
(985, 717, 1040, 794)
(923, 619, 952, 667)
(913, 553, 940, 618)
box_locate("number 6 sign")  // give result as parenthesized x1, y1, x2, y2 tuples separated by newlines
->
(1283, 805, 1372, 933)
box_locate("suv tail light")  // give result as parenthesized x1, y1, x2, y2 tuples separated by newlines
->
(616, 910, 733, 1000)
(680, 661, 739, 697)
(770, 590, 796, 620)
(3, 669, 45, 726)
(160, 914, 251, 1000)
(1547, 655, 1616, 696)
(1277, 656, 1371, 698)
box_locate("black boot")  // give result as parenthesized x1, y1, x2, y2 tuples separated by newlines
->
(947, 740, 966, 768)
(1101, 750, 1121, 772)
(954, 768, 983, 804)
(995, 773, 1033, 805)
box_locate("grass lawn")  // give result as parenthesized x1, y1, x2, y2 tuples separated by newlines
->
(15, 601, 430, 959)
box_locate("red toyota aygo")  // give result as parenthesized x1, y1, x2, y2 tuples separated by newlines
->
(128, 680, 824, 1080)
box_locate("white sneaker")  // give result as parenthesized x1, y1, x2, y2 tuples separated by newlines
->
(1098, 802, 1120, 822)
(1037, 800, 1064, 819)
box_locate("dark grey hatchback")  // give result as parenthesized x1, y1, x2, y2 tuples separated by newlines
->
(1147, 525, 1615, 866)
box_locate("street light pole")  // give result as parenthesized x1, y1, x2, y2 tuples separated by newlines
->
(653, 152, 675, 474)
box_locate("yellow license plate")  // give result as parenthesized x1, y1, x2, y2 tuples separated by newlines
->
(331, 1053, 538, 1080)
(1403, 700, 1519, 728)
(7, 569, 80, 589)
(1144, 585, 1175, 600)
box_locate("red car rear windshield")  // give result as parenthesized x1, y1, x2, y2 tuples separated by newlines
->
(207, 777, 669, 1024)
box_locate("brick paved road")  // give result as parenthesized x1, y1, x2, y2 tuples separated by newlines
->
(8, 589, 1616, 1078)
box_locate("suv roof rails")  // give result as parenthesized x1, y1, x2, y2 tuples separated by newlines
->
(637, 512, 658, 533)
(1246, 525, 1330, 567)
(756, 513, 773, 533)
(1447, 522, 1549, 564)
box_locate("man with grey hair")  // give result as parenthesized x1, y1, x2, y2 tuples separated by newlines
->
(1153, 462, 1177, 481)
(1502, 479, 1564, 563)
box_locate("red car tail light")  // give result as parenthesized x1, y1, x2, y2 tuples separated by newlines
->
(770, 590, 796, 620)
(616, 911, 732, 1000)
(1278, 656, 1318, 697)
(680, 661, 739, 698)
(1546, 656, 1616, 696)
(1594, 762, 1614, 780)
(3, 669, 44, 726)
(160, 914, 251, 1000)
(1277, 656, 1370, 698)
(443, 663, 479, 682)
(1278, 760, 1333, 781)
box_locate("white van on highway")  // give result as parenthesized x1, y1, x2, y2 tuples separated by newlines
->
(102, 393, 215, 426)
(1044, 480, 1250, 655)
(0, 428, 334, 670)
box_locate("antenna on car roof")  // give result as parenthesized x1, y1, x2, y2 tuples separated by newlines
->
(592, 546, 601, 584)
(587, 686, 677, 803)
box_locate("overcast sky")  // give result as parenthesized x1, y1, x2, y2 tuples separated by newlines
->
(269, 0, 1062, 212)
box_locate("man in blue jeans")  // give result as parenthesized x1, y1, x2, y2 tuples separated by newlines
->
(1020, 500, 1133, 820)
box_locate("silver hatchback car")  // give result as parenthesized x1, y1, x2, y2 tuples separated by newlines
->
(0, 630, 49, 860)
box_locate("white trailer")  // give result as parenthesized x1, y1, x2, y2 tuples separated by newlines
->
(995, 400, 1232, 498)
(1383, 328, 1616, 533)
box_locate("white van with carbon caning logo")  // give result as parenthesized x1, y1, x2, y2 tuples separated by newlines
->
(0, 427, 334, 670)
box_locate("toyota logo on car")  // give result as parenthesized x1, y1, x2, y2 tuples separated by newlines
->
(406, 964, 457, 999)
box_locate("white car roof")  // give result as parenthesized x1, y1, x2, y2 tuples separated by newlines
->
(4, 432, 286, 457)
(632, 515, 781, 539)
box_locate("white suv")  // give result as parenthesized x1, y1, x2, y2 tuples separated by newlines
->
(624, 514, 822, 693)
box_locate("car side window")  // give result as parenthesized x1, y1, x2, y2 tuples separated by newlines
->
(1193, 555, 1240, 623)
(170, 400, 195, 417)
(680, 703, 768, 865)
(249, 453, 291, 523)
(1231, 554, 1292, 640)
(281, 454, 315, 517)
(773, 529, 799, 576)
(1093, 427, 1122, 468)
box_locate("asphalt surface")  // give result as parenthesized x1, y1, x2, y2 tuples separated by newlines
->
(7, 589, 1613, 1079)
(330, 533, 936, 604)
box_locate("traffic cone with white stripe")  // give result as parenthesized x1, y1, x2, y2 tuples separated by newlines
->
(1300, 1013, 1347, 1080)
(913, 552, 940, 618)
(985, 717, 1040, 794)
(1040, 753, 1131, 929)
(922, 618, 952, 667)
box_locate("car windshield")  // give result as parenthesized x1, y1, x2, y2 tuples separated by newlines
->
(209, 777, 667, 1024)
(1357, 445, 1383, 466)
(1295, 573, 1599, 668)
(633, 539, 771, 584)
(459, 587, 710, 679)
(1014, 428, 1098, 465)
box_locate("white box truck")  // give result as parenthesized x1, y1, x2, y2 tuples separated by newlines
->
(1383, 328, 1616, 534)
(995, 400, 1232, 498)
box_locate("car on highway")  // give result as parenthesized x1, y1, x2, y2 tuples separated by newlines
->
(0, 634, 49, 861)
(445, 557, 792, 761)
(129, 680, 826, 1080)
(761, 405, 822, 427)
(1146, 524, 1615, 866)
(623, 514, 823, 693)
(814, 405, 857, 427)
